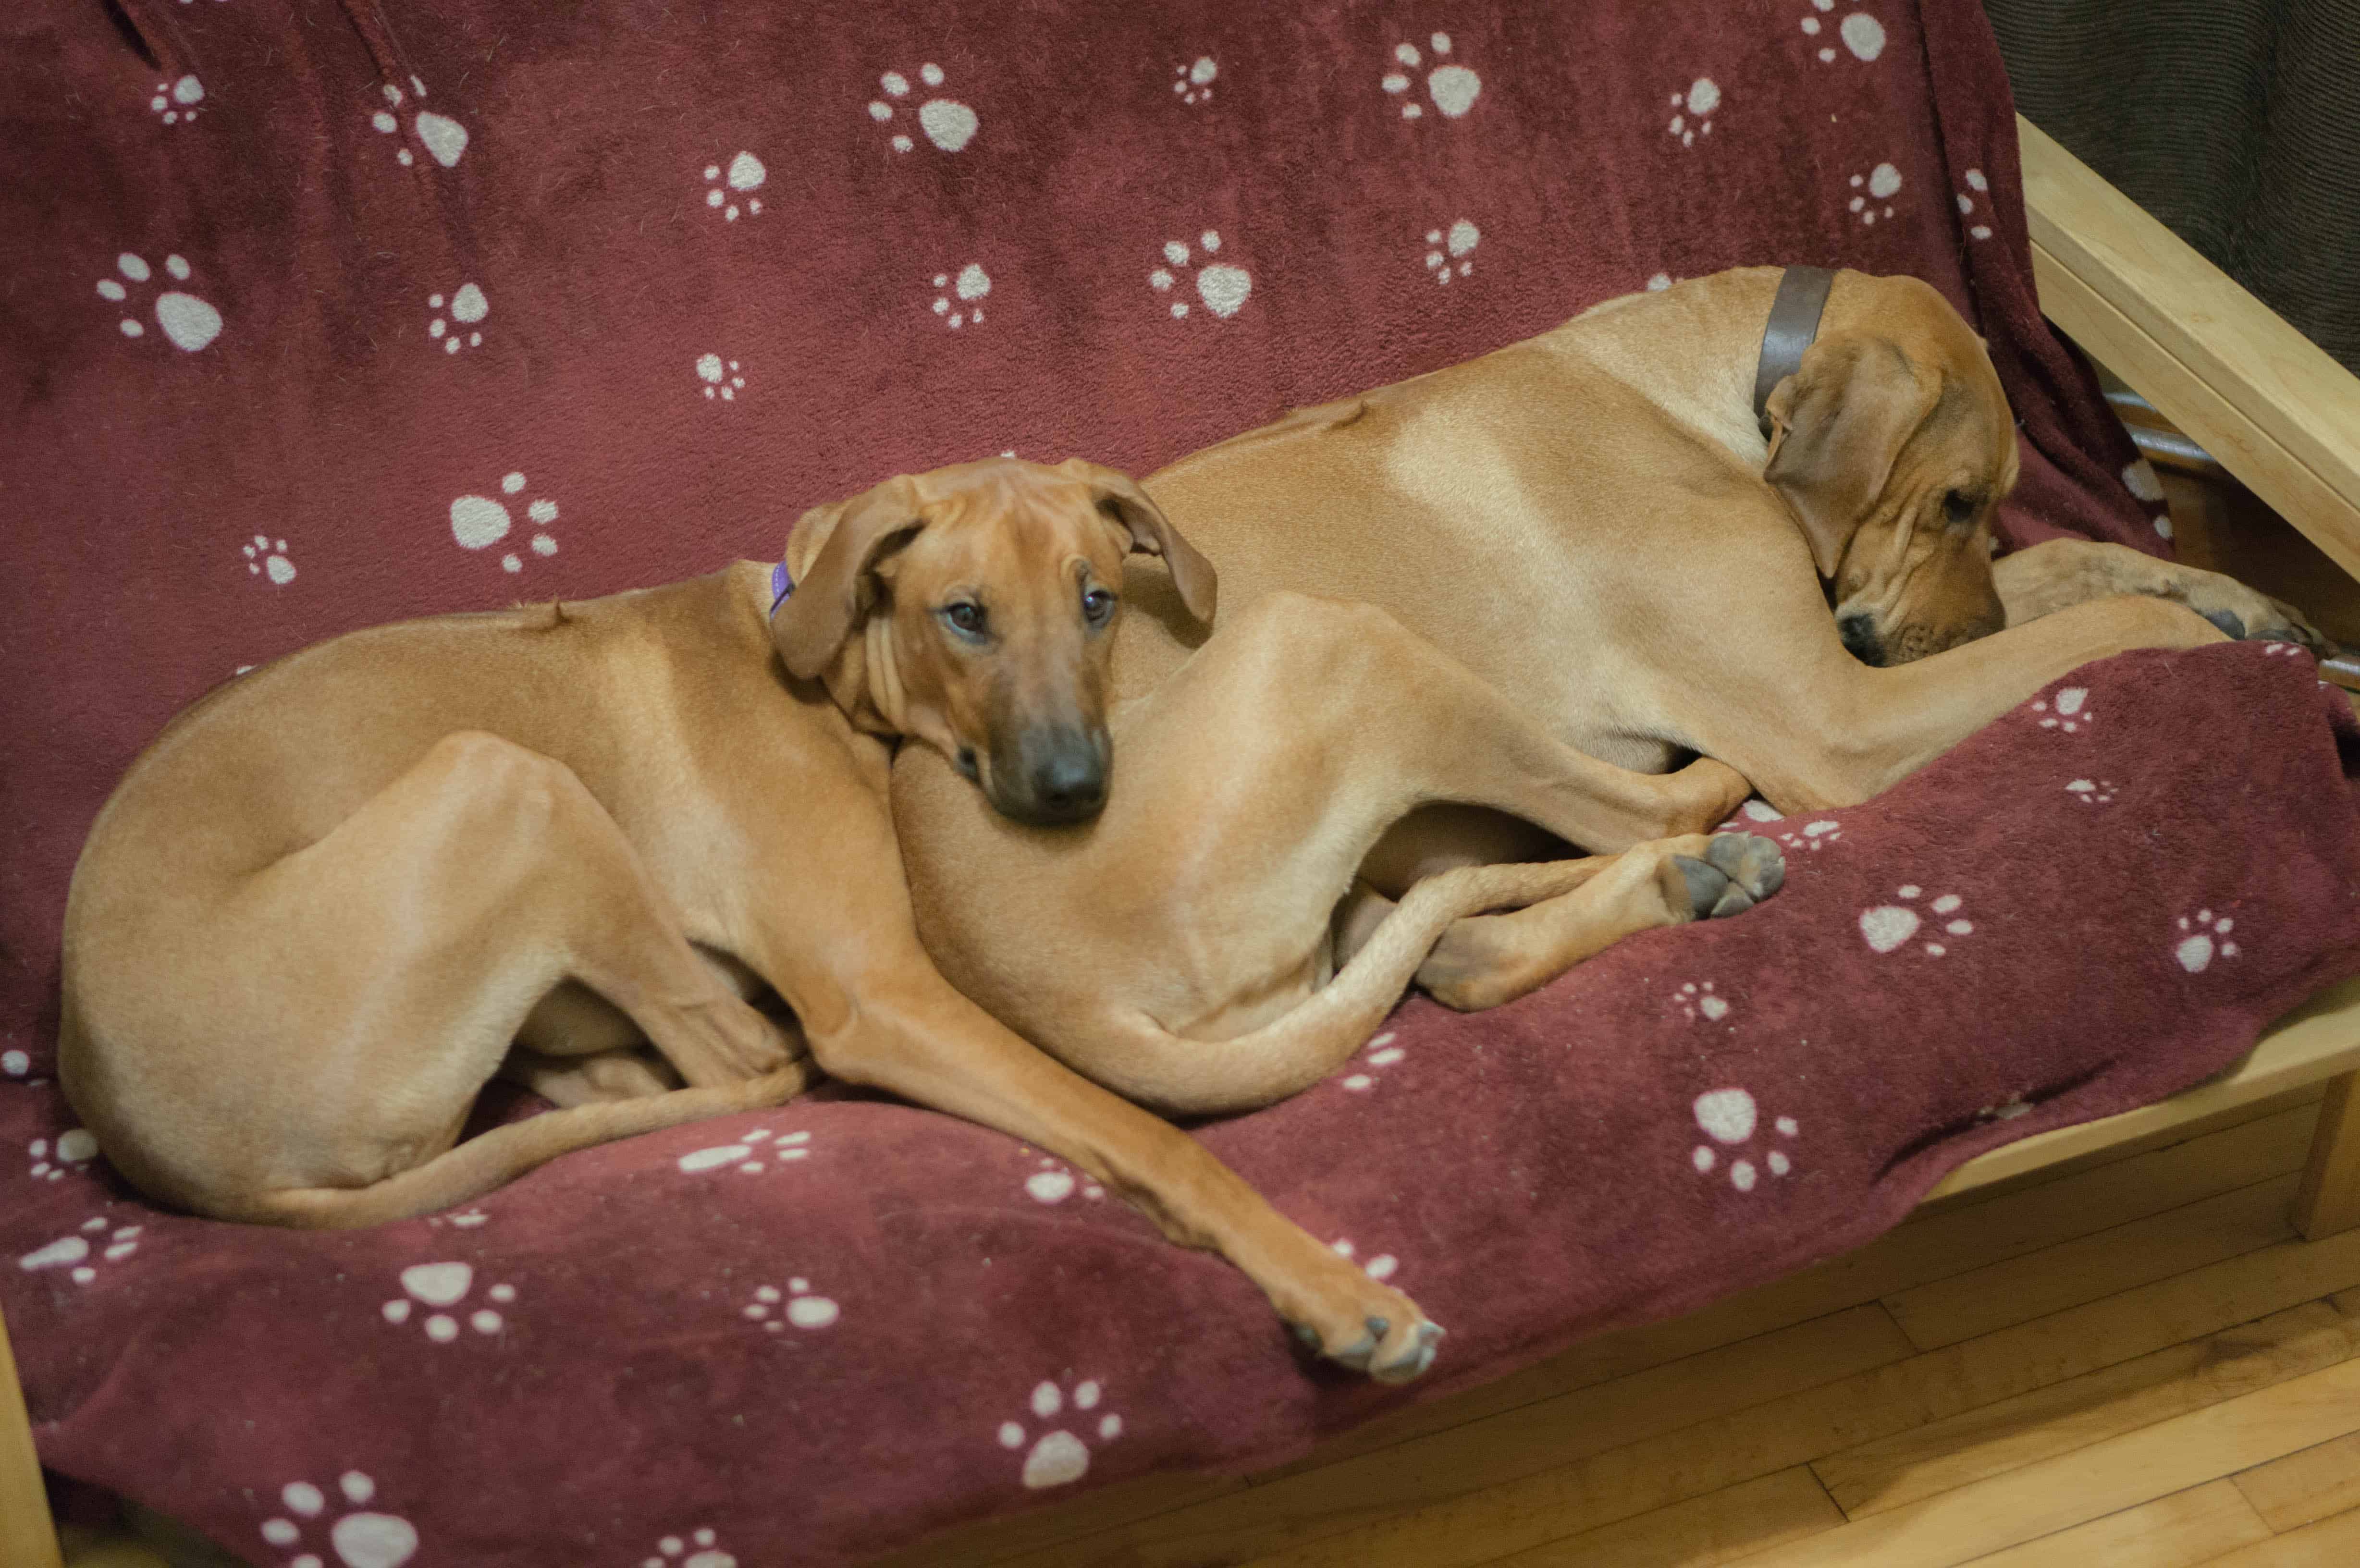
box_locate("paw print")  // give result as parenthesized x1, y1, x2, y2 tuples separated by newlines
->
(430, 1209, 488, 1229)
(1148, 231, 1252, 320)
(1674, 980, 1731, 1022)
(1340, 1030, 1406, 1093)
(1806, 4, 1887, 63)
(1975, 1092, 2033, 1124)
(244, 535, 297, 585)
(740, 1275, 840, 1333)
(1172, 56, 1217, 104)
(95, 252, 223, 352)
(2174, 909, 2240, 973)
(927, 263, 992, 328)
(2065, 776, 2116, 805)
(1, 1050, 28, 1078)
(258, 1472, 417, 1568)
(18, 1218, 141, 1285)
(643, 1527, 736, 1568)
(1690, 1088, 1799, 1191)
(368, 79, 467, 169)
(1665, 77, 1719, 146)
(701, 153, 766, 220)
(1381, 33, 1481, 120)
(2032, 687, 2093, 732)
(1023, 1153, 1104, 1205)
(869, 64, 979, 153)
(1328, 1237, 1401, 1281)
(2262, 641, 2307, 657)
(1420, 219, 1480, 286)
(380, 1262, 516, 1342)
(1957, 167, 1992, 241)
(446, 471, 559, 575)
(696, 354, 747, 401)
(1779, 818, 1843, 853)
(674, 1127, 812, 1174)
(148, 74, 204, 125)
(998, 1376, 1122, 1489)
(424, 283, 487, 352)
(1860, 884, 1973, 957)
(26, 1128, 97, 1182)
(1847, 162, 1902, 225)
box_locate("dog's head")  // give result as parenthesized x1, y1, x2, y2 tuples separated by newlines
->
(773, 456, 1215, 826)
(1761, 273, 2017, 666)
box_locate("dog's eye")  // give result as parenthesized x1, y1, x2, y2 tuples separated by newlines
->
(1942, 489, 1978, 526)
(942, 601, 987, 636)
(1082, 588, 1117, 624)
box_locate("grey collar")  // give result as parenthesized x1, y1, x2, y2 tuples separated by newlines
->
(1752, 265, 1836, 436)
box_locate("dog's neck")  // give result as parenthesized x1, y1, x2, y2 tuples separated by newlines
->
(1555, 267, 1802, 468)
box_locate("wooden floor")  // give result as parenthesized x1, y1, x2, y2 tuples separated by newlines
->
(893, 1084, 2360, 1568)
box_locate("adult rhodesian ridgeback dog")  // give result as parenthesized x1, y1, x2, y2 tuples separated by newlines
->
(887, 269, 2325, 1364)
(59, 456, 1508, 1380)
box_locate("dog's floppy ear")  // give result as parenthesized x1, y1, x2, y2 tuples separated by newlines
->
(773, 476, 926, 680)
(1763, 335, 1942, 579)
(1057, 457, 1217, 624)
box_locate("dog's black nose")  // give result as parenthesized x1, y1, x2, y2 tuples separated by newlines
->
(1028, 746, 1106, 821)
(1837, 613, 1886, 667)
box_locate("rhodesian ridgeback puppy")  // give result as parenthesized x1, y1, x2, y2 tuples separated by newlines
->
(58, 457, 1462, 1380)
(888, 266, 2322, 1219)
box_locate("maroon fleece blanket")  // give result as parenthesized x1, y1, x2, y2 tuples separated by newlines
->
(6, 2, 2358, 1564)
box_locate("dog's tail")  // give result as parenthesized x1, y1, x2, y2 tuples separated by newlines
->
(1071, 860, 1597, 1117)
(234, 1066, 814, 1229)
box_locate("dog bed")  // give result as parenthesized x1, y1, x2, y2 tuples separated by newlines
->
(6, 1, 2359, 1563)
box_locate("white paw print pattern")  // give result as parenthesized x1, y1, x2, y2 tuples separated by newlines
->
(1957, 167, 1993, 241)
(1665, 77, 1719, 146)
(2032, 686, 2093, 733)
(1674, 980, 1731, 1022)
(1860, 884, 1973, 957)
(1420, 219, 1480, 286)
(2262, 641, 2308, 657)
(1150, 232, 1252, 320)
(2, 1050, 29, 1078)
(928, 263, 992, 328)
(1646, 271, 1677, 292)
(430, 1208, 489, 1229)
(741, 1276, 840, 1333)
(1381, 33, 1481, 120)
(380, 1262, 516, 1343)
(424, 283, 487, 352)
(1691, 1088, 1798, 1191)
(870, 64, 979, 153)
(2065, 776, 2117, 805)
(696, 354, 747, 400)
(26, 1127, 96, 1182)
(1328, 1236, 1401, 1281)
(674, 1126, 812, 1174)
(243, 535, 297, 585)
(1172, 56, 1218, 104)
(96, 251, 223, 352)
(259, 1472, 417, 1568)
(643, 1527, 736, 1568)
(369, 80, 467, 170)
(1976, 1092, 2033, 1124)
(447, 471, 559, 575)
(2122, 457, 2170, 539)
(1023, 1153, 1105, 1205)
(1340, 1030, 1406, 1093)
(1848, 162, 1902, 225)
(999, 1376, 1122, 1489)
(702, 153, 766, 220)
(149, 74, 204, 125)
(1780, 817, 1843, 853)
(2175, 909, 2240, 973)
(1804, 2, 1887, 64)
(18, 1217, 141, 1286)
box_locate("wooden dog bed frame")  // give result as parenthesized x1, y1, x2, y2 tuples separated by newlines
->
(5, 118, 2358, 1568)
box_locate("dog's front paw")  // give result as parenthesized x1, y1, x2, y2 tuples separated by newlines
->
(2165, 569, 2334, 655)
(1668, 832, 1786, 920)
(1277, 1250, 1445, 1384)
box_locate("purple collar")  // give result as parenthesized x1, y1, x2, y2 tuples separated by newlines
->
(769, 560, 795, 616)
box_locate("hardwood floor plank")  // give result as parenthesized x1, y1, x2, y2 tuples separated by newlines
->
(1816, 1298, 2360, 1518)
(2189, 1504, 2360, 1567)
(1712, 1358, 2360, 1568)
(1215, 1228, 2360, 1568)
(1883, 1177, 2300, 1351)
(2229, 1429, 2360, 1533)
(1474, 1467, 1842, 1568)
(1950, 1482, 2271, 1568)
